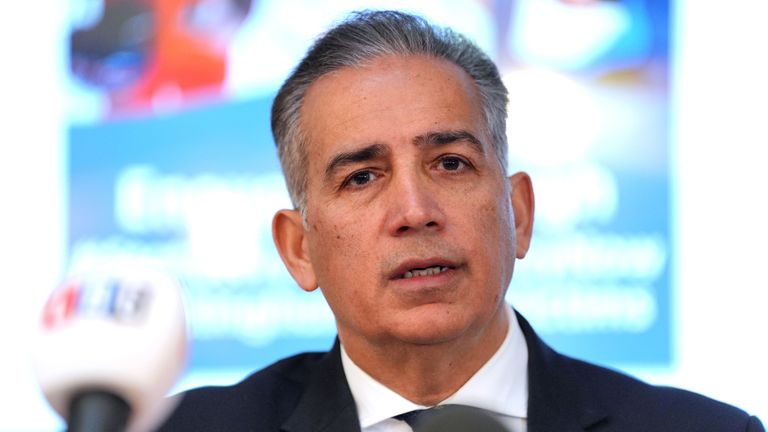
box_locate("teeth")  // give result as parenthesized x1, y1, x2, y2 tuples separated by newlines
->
(402, 266, 449, 279)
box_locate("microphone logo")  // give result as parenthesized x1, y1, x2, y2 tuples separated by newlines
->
(42, 277, 152, 329)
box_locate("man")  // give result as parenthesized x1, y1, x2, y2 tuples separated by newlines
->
(158, 10, 763, 432)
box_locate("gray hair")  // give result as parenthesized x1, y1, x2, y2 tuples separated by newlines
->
(271, 10, 509, 214)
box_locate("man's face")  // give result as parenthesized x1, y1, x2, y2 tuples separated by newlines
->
(275, 55, 533, 350)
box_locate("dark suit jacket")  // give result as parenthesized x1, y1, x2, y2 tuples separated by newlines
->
(157, 313, 764, 431)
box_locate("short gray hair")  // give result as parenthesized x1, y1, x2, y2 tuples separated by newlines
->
(271, 10, 509, 213)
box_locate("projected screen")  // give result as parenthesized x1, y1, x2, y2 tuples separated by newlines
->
(3, 0, 683, 430)
(66, 0, 670, 374)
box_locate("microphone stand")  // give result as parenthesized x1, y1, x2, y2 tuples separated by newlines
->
(68, 389, 130, 432)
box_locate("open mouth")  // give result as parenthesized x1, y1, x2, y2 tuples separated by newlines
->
(398, 265, 452, 279)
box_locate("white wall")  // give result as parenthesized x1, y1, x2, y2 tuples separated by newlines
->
(0, 3, 68, 430)
(668, 0, 768, 418)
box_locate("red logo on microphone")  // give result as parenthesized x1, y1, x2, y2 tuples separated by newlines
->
(42, 278, 151, 329)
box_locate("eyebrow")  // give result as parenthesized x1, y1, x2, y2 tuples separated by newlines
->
(322, 130, 484, 180)
(413, 130, 485, 154)
(324, 143, 389, 179)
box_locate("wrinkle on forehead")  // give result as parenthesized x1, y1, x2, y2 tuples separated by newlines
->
(300, 54, 484, 139)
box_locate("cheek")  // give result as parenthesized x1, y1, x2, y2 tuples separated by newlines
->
(307, 215, 374, 283)
(306, 215, 381, 326)
(471, 193, 516, 279)
(314, 221, 347, 243)
(472, 190, 512, 236)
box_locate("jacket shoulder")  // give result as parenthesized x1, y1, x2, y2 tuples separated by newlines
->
(517, 311, 762, 431)
(564, 356, 763, 431)
(155, 351, 326, 431)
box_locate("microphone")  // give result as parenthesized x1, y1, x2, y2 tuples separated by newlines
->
(32, 264, 188, 432)
(416, 405, 510, 432)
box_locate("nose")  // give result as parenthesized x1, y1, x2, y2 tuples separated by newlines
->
(385, 171, 445, 236)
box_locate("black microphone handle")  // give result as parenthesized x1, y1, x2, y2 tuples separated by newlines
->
(67, 389, 131, 432)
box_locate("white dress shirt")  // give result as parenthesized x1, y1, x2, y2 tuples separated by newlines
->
(340, 304, 528, 432)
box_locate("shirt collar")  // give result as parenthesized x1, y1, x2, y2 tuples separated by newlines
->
(340, 304, 528, 428)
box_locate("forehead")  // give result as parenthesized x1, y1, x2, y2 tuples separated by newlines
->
(299, 54, 487, 170)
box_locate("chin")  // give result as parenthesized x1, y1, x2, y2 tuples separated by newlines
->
(391, 308, 474, 346)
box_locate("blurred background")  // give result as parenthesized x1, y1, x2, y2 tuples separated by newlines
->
(1, 0, 766, 429)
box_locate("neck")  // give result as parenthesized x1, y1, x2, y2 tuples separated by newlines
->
(341, 306, 509, 406)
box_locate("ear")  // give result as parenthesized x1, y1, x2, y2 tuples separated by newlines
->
(509, 172, 535, 259)
(272, 209, 318, 292)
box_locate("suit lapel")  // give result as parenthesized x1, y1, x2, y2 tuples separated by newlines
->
(517, 311, 608, 432)
(281, 313, 608, 432)
(281, 340, 361, 432)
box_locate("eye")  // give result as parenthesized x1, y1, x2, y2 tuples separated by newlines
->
(342, 170, 377, 189)
(437, 156, 469, 172)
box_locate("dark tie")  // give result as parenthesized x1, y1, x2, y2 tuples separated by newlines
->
(394, 405, 508, 431)
(394, 407, 438, 430)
